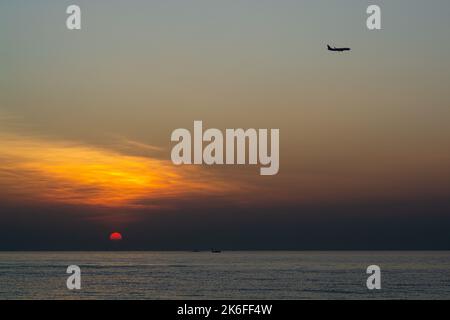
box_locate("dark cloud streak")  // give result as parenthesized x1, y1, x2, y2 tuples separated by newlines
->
(1, 197, 450, 250)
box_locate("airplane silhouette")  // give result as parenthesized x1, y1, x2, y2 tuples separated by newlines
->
(327, 45, 350, 52)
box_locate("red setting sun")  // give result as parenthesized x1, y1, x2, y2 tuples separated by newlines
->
(109, 232, 123, 241)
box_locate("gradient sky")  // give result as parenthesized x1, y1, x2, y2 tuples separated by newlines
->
(1, 0, 450, 249)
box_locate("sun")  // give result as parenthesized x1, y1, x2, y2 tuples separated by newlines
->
(109, 232, 123, 241)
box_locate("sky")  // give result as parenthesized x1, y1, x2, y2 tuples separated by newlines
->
(0, 0, 450, 250)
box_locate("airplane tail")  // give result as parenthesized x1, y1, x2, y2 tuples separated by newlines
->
(327, 45, 332, 50)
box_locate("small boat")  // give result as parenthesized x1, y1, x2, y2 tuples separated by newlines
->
(211, 249, 222, 253)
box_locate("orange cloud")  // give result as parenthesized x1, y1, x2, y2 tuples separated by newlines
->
(0, 133, 240, 208)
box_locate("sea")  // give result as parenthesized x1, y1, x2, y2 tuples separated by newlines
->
(0, 251, 449, 299)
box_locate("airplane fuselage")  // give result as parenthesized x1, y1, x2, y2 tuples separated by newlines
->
(327, 45, 350, 52)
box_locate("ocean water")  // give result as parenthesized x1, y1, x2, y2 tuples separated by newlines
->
(0, 251, 449, 299)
